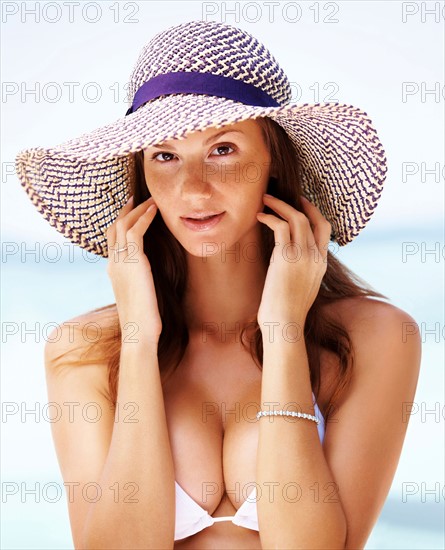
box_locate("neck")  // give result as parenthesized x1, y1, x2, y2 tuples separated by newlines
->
(182, 226, 268, 345)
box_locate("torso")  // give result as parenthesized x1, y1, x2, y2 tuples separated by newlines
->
(163, 333, 264, 548)
(80, 298, 357, 547)
(161, 301, 345, 548)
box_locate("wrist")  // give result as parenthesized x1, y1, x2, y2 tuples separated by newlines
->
(120, 321, 160, 347)
(262, 334, 308, 367)
(120, 334, 159, 355)
(263, 338, 307, 357)
(259, 318, 307, 347)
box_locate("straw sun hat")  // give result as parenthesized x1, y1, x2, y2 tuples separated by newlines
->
(15, 19, 387, 258)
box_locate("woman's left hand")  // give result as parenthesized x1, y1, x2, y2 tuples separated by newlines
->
(256, 194, 332, 334)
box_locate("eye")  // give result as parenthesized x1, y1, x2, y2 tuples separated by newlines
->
(151, 152, 176, 162)
(211, 144, 235, 156)
(150, 143, 235, 163)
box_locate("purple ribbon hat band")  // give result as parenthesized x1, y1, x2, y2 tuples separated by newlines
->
(125, 71, 281, 115)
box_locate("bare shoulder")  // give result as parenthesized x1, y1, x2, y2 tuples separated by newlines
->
(326, 296, 422, 366)
(317, 296, 422, 413)
(324, 295, 420, 334)
(44, 310, 113, 401)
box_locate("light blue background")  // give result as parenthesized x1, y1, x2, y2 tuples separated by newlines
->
(1, 1, 444, 548)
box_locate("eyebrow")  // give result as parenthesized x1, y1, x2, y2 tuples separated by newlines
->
(151, 130, 245, 149)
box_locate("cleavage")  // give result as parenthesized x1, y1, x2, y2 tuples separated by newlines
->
(162, 340, 262, 513)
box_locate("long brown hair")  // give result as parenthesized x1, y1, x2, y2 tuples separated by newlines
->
(51, 117, 388, 424)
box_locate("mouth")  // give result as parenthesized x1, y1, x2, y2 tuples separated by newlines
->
(180, 212, 226, 231)
(181, 211, 225, 220)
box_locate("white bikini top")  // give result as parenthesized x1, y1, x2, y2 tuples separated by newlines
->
(174, 394, 325, 540)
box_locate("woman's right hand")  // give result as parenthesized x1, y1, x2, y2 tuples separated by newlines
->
(106, 196, 162, 346)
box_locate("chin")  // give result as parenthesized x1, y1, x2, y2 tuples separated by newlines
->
(166, 217, 260, 260)
(181, 236, 231, 259)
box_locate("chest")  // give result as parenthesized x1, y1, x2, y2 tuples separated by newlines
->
(162, 340, 263, 513)
(162, 339, 335, 515)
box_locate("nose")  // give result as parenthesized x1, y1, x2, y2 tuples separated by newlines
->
(179, 162, 212, 200)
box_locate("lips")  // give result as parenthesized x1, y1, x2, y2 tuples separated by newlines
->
(181, 212, 224, 220)
(188, 214, 217, 221)
(180, 211, 226, 231)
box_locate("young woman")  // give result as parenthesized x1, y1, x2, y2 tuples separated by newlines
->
(16, 20, 421, 549)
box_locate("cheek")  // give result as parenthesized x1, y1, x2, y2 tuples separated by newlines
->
(240, 151, 271, 188)
(144, 171, 170, 202)
(147, 191, 173, 217)
(239, 163, 270, 199)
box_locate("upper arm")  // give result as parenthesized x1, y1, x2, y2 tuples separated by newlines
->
(44, 317, 115, 548)
(322, 299, 422, 548)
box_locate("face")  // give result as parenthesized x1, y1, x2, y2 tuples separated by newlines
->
(143, 118, 273, 257)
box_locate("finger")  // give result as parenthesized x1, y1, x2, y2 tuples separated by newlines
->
(114, 197, 156, 251)
(116, 196, 135, 220)
(300, 197, 331, 261)
(107, 196, 134, 248)
(126, 204, 158, 254)
(111, 204, 158, 263)
(263, 194, 314, 249)
(256, 211, 291, 260)
(119, 196, 156, 224)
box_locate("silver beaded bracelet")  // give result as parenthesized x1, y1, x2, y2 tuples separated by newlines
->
(256, 409, 320, 425)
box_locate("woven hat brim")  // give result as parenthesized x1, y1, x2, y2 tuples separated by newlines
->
(15, 94, 387, 257)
